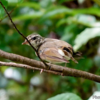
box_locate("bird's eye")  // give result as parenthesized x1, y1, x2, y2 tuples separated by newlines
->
(31, 37, 37, 40)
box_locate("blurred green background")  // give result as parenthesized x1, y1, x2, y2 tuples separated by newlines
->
(0, 0, 100, 100)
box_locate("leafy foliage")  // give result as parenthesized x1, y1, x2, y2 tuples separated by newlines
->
(0, 0, 100, 100)
(0, 0, 8, 19)
(74, 28, 100, 51)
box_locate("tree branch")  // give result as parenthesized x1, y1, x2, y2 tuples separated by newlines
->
(0, 61, 61, 75)
(0, 49, 100, 83)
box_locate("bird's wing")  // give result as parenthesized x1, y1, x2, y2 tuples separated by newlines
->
(62, 47, 78, 63)
(44, 38, 72, 48)
(39, 48, 69, 63)
(39, 38, 78, 63)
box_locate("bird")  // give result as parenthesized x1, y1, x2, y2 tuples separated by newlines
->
(22, 33, 82, 64)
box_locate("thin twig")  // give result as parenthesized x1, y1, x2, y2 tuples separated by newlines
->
(0, 1, 48, 68)
(0, 6, 17, 22)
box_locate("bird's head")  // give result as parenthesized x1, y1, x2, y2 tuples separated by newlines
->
(22, 34, 44, 49)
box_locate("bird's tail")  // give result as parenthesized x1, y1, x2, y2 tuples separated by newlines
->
(73, 51, 82, 58)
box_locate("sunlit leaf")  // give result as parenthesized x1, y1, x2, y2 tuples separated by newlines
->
(39, 0, 52, 8)
(18, 2, 40, 9)
(7, 0, 24, 5)
(48, 93, 82, 100)
(73, 8, 100, 17)
(74, 28, 100, 51)
(39, 6, 72, 22)
(73, 14, 96, 27)
(41, 7, 100, 21)
(13, 11, 43, 21)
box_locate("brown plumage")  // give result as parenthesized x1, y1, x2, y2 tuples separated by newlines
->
(22, 34, 82, 64)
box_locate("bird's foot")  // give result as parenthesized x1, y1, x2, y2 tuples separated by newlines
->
(40, 69, 44, 74)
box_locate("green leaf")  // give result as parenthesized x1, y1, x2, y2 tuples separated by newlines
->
(72, 14, 96, 27)
(0, 0, 8, 19)
(42, 7, 100, 20)
(39, 6, 72, 21)
(7, 0, 24, 5)
(61, 24, 77, 41)
(13, 11, 43, 21)
(57, 14, 98, 27)
(18, 2, 41, 9)
(39, 0, 52, 8)
(74, 28, 100, 51)
(18, 0, 24, 3)
(59, 0, 74, 4)
(56, 18, 67, 27)
(47, 93, 82, 100)
(73, 8, 100, 17)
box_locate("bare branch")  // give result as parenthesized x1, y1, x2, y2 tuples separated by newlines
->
(0, 61, 61, 75)
(0, 49, 100, 83)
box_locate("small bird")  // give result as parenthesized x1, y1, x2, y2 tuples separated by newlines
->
(22, 34, 82, 64)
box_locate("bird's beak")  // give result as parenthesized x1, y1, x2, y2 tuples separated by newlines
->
(22, 41, 28, 45)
